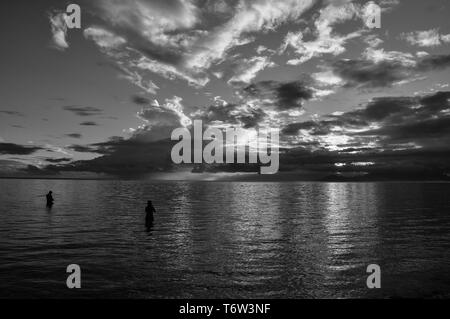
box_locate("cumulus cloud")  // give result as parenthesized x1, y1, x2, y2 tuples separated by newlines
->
(186, 0, 316, 70)
(65, 0, 317, 94)
(402, 29, 450, 47)
(281, 1, 362, 65)
(191, 79, 319, 131)
(193, 97, 267, 129)
(135, 96, 192, 142)
(48, 11, 69, 50)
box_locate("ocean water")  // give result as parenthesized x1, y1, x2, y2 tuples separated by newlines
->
(0, 179, 449, 299)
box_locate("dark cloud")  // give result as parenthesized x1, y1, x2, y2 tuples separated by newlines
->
(68, 137, 141, 155)
(135, 44, 184, 66)
(38, 90, 450, 180)
(349, 92, 450, 147)
(132, 95, 151, 105)
(0, 110, 25, 117)
(242, 80, 314, 110)
(416, 54, 450, 71)
(68, 144, 100, 154)
(80, 121, 99, 126)
(359, 116, 450, 146)
(282, 121, 324, 136)
(353, 97, 413, 121)
(419, 91, 450, 112)
(330, 54, 450, 89)
(283, 92, 450, 143)
(56, 138, 175, 176)
(65, 133, 83, 139)
(331, 59, 410, 89)
(191, 80, 313, 129)
(45, 157, 73, 163)
(63, 106, 103, 117)
(0, 143, 44, 155)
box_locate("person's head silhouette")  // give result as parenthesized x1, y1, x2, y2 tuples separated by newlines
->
(147, 201, 152, 206)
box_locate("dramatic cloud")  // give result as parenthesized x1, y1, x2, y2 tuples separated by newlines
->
(136, 96, 192, 142)
(282, 91, 450, 153)
(63, 106, 104, 117)
(0, 143, 44, 155)
(276, 90, 450, 179)
(402, 29, 450, 47)
(185, 0, 316, 70)
(61, 0, 318, 94)
(43, 90, 450, 179)
(34, 0, 450, 180)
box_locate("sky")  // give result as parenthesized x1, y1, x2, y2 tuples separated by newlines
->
(1, 0, 450, 180)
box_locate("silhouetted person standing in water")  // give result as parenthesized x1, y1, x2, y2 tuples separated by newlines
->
(145, 201, 155, 228)
(46, 191, 54, 208)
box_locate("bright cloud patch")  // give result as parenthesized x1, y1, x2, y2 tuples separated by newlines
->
(48, 11, 69, 50)
(402, 29, 450, 47)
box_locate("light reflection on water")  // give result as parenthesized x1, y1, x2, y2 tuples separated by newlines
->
(0, 179, 450, 298)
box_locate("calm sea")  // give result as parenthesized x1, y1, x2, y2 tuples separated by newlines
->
(0, 179, 449, 298)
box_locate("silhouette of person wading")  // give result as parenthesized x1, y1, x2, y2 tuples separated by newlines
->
(145, 201, 156, 228)
(46, 191, 54, 208)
